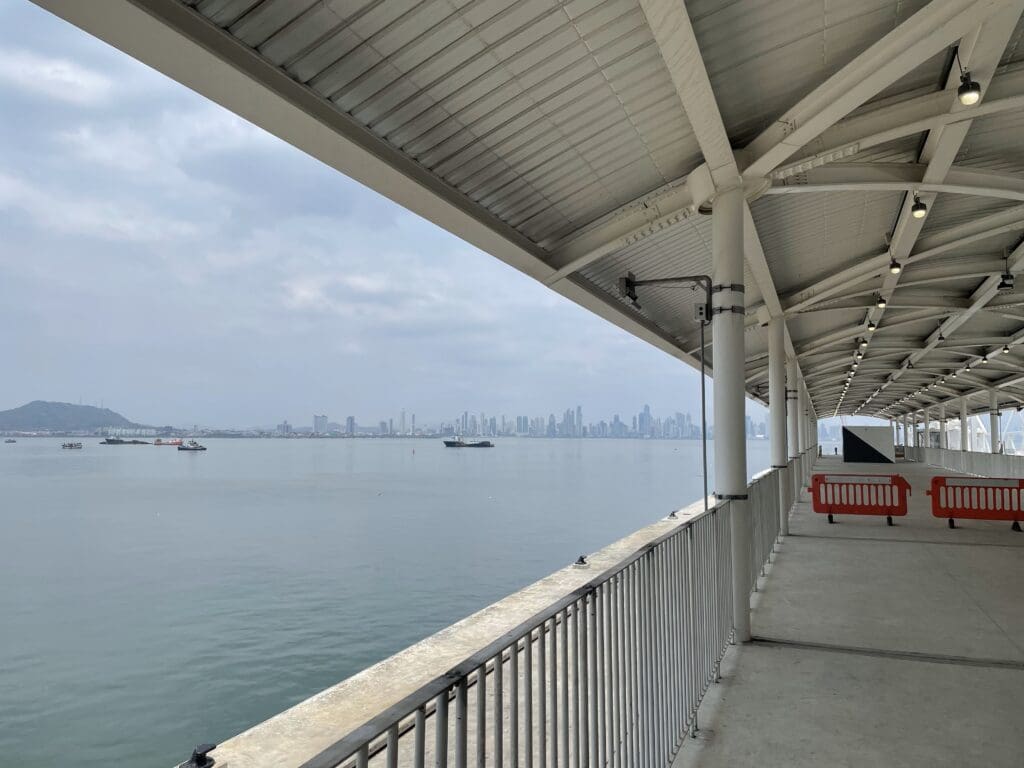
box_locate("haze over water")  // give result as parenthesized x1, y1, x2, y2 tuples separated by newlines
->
(1, 437, 769, 767)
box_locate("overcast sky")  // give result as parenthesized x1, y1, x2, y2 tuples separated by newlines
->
(0, 2, 779, 430)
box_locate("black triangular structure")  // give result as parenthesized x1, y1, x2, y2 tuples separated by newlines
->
(842, 427, 893, 463)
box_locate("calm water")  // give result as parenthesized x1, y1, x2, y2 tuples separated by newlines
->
(0, 437, 769, 767)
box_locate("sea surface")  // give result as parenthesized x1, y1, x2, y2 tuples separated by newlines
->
(0, 437, 770, 767)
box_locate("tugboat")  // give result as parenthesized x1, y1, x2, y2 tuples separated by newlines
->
(178, 440, 207, 452)
(443, 438, 494, 448)
(61, 442, 83, 449)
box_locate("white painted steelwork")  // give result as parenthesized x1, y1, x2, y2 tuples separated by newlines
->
(33, 0, 1024, 426)
(768, 317, 790, 536)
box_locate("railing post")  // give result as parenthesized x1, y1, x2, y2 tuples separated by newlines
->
(711, 183, 750, 643)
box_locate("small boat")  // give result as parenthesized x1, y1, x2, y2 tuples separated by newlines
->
(178, 440, 207, 452)
(443, 439, 494, 448)
(62, 442, 83, 449)
(4, 439, 15, 443)
(153, 438, 183, 446)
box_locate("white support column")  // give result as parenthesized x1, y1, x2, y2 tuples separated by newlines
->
(924, 406, 931, 449)
(810, 405, 817, 454)
(960, 397, 969, 451)
(990, 389, 1000, 454)
(909, 414, 916, 448)
(787, 358, 799, 461)
(768, 316, 790, 536)
(797, 385, 807, 454)
(939, 404, 947, 450)
(711, 185, 750, 643)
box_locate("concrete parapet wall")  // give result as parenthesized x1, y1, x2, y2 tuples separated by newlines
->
(204, 498, 710, 768)
(907, 446, 1024, 477)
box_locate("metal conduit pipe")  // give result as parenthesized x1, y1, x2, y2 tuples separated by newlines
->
(711, 185, 750, 644)
(990, 389, 1000, 454)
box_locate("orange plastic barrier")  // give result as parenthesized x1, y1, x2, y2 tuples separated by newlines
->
(809, 473, 911, 526)
(927, 476, 1024, 531)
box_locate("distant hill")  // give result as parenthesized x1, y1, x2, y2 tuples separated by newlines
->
(0, 401, 144, 431)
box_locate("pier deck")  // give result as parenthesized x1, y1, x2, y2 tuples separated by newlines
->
(676, 457, 1024, 768)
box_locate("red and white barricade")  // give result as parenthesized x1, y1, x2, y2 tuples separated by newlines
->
(927, 476, 1024, 531)
(809, 473, 911, 526)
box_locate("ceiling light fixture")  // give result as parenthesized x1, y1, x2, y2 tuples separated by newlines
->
(868, 320, 877, 332)
(911, 195, 927, 219)
(957, 71, 981, 106)
(889, 258, 902, 275)
(955, 49, 982, 106)
(997, 250, 1014, 293)
(876, 295, 887, 309)
(1003, 345, 1011, 354)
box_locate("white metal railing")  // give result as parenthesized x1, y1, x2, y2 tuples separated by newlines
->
(298, 506, 735, 768)
(183, 453, 817, 768)
(747, 470, 780, 594)
(905, 446, 1024, 477)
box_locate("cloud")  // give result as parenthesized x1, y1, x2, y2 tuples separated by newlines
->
(0, 47, 112, 105)
(55, 105, 274, 177)
(0, 8, 752, 428)
(0, 171, 198, 243)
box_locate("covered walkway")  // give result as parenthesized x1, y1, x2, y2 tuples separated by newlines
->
(677, 457, 1024, 768)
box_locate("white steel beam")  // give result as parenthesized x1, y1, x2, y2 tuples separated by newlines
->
(857, 4, 1024, 411)
(772, 67, 1024, 180)
(766, 164, 1024, 203)
(742, 0, 1007, 179)
(635, 0, 810, 403)
(775, 205, 1024, 315)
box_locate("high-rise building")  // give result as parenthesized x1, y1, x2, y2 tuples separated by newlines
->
(411, 414, 416, 434)
(277, 420, 292, 435)
(313, 414, 328, 434)
(576, 405, 582, 437)
(345, 416, 355, 435)
(400, 409, 406, 435)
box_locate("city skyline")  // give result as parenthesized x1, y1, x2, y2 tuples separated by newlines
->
(271, 404, 770, 441)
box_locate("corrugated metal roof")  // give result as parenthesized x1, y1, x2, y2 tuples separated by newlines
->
(956, 109, 1024, 175)
(689, 0, 930, 146)
(189, 0, 703, 246)
(918, 194, 1022, 238)
(751, 190, 901, 296)
(163, 0, 1024, 416)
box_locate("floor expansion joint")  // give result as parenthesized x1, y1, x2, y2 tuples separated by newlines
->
(750, 636, 1024, 671)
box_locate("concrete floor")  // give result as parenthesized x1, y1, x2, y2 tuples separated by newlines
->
(675, 458, 1024, 768)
